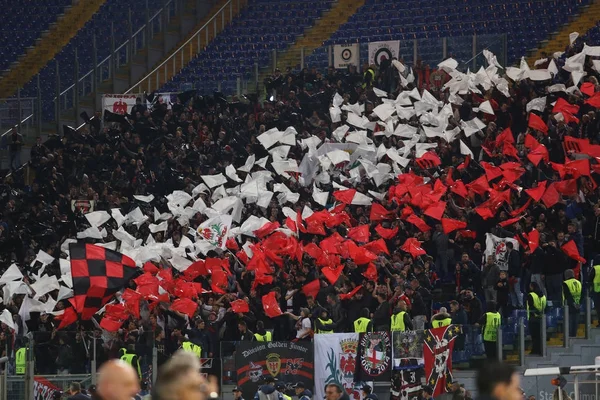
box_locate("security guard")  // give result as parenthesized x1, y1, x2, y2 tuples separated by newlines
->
(181, 340, 202, 357)
(588, 260, 600, 326)
(254, 321, 272, 342)
(15, 347, 27, 375)
(478, 301, 501, 360)
(315, 310, 334, 334)
(527, 282, 546, 356)
(276, 383, 292, 400)
(431, 307, 452, 328)
(391, 301, 413, 332)
(119, 345, 142, 379)
(563, 269, 582, 338)
(353, 308, 373, 333)
(362, 64, 376, 89)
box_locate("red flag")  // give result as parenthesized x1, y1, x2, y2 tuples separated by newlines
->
(541, 183, 561, 208)
(499, 215, 523, 227)
(99, 315, 124, 332)
(424, 325, 461, 396)
(561, 240, 586, 263)
(370, 203, 394, 221)
(527, 144, 549, 166)
(321, 264, 344, 284)
(254, 221, 280, 239)
(475, 204, 495, 220)
(347, 225, 370, 243)
(262, 292, 283, 318)
(302, 279, 321, 299)
(55, 307, 78, 330)
(528, 229, 540, 253)
(226, 237, 239, 251)
(364, 239, 389, 255)
(406, 214, 431, 232)
(566, 159, 591, 178)
(441, 218, 466, 234)
(121, 289, 142, 319)
(524, 134, 539, 150)
(466, 175, 490, 196)
(415, 151, 442, 169)
(525, 181, 547, 201)
(184, 260, 209, 281)
(555, 179, 577, 196)
(376, 224, 399, 239)
(171, 298, 198, 318)
(502, 142, 521, 161)
(552, 97, 580, 116)
(480, 162, 503, 181)
(528, 113, 548, 135)
(401, 238, 427, 258)
(449, 180, 468, 198)
(347, 240, 378, 264)
(510, 199, 532, 217)
(362, 262, 378, 281)
(333, 189, 357, 204)
(211, 269, 229, 294)
(230, 299, 250, 313)
(424, 201, 446, 220)
(581, 82, 596, 97)
(495, 127, 514, 147)
(456, 230, 477, 239)
(340, 285, 363, 301)
(143, 262, 159, 275)
(585, 92, 600, 108)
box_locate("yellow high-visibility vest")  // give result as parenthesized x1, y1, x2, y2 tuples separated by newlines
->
(483, 312, 501, 342)
(316, 318, 333, 334)
(120, 352, 142, 378)
(432, 318, 452, 328)
(527, 292, 546, 318)
(353, 317, 372, 333)
(391, 312, 407, 332)
(254, 332, 272, 342)
(182, 341, 202, 357)
(15, 347, 26, 375)
(564, 278, 582, 305)
(593, 265, 600, 293)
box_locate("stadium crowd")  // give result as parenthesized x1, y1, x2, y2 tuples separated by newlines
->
(0, 36, 599, 380)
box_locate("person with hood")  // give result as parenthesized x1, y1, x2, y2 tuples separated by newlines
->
(254, 320, 272, 342)
(431, 307, 452, 328)
(353, 307, 373, 333)
(294, 382, 312, 400)
(527, 282, 546, 356)
(254, 376, 284, 400)
(315, 309, 334, 334)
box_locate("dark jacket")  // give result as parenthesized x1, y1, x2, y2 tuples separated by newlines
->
(328, 301, 347, 332)
(451, 307, 468, 325)
(507, 249, 521, 278)
(68, 393, 91, 400)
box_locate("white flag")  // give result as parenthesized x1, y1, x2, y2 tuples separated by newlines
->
(197, 215, 232, 250)
(485, 233, 519, 271)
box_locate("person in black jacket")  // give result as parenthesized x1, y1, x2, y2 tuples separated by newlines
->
(542, 239, 567, 307)
(67, 382, 90, 400)
(506, 242, 523, 308)
(372, 290, 391, 331)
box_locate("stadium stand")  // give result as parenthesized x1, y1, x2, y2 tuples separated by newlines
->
(0, 0, 72, 73)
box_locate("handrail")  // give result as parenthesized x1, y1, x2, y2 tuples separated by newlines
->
(124, 0, 237, 94)
(1, 113, 34, 138)
(54, 0, 174, 100)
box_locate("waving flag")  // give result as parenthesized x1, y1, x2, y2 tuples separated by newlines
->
(197, 215, 232, 250)
(69, 243, 137, 320)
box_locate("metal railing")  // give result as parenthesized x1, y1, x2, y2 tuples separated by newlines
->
(126, 0, 247, 95)
(54, 0, 181, 118)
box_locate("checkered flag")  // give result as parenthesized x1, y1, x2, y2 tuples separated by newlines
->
(69, 243, 138, 320)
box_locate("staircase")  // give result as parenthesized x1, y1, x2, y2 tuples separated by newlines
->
(127, 0, 247, 95)
(256, 0, 365, 94)
(528, 0, 600, 63)
(0, 0, 107, 99)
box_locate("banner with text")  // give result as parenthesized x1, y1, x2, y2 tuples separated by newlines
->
(101, 94, 138, 115)
(34, 377, 61, 400)
(368, 41, 400, 67)
(355, 331, 392, 382)
(234, 341, 314, 400)
(334, 44, 359, 69)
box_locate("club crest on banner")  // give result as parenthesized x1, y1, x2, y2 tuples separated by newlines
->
(359, 332, 391, 377)
(266, 353, 282, 377)
(339, 338, 358, 394)
(368, 41, 400, 67)
(285, 358, 304, 375)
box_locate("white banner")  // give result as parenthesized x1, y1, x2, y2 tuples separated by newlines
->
(368, 41, 400, 67)
(315, 333, 371, 400)
(33, 377, 61, 400)
(334, 44, 359, 69)
(101, 94, 138, 115)
(485, 233, 519, 271)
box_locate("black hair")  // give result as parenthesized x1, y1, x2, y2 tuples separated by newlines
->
(476, 362, 516, 395)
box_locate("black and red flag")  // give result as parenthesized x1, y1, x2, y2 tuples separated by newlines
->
(69, 243, 137, 320)
(423, 325, 462, 396)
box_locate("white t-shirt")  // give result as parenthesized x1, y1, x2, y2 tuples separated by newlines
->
(296, 317, 312, 339)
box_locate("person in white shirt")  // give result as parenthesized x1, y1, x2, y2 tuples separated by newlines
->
(285, 308, 312, 340)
